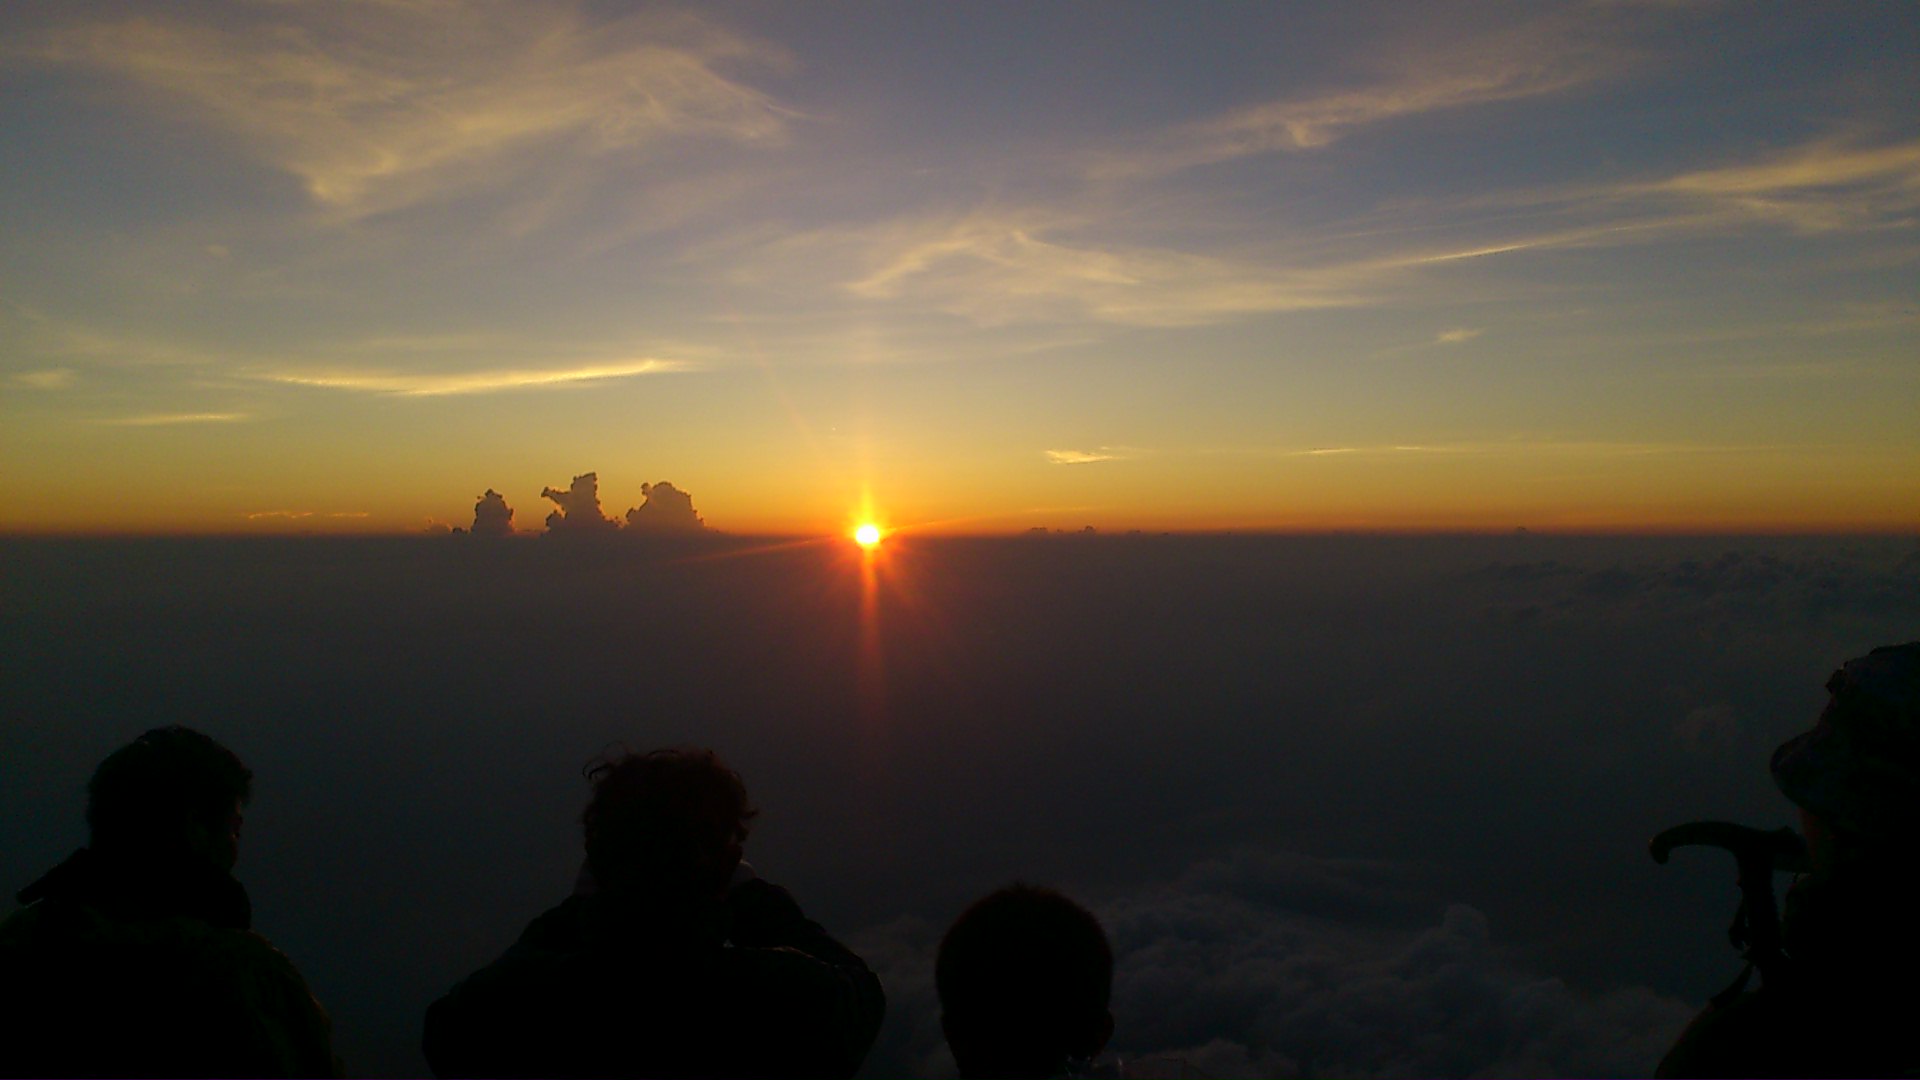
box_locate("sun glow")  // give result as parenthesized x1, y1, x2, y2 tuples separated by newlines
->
(854, 523, 882, 547)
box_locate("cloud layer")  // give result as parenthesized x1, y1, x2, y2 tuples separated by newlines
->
(854, 849, 1695, 1079)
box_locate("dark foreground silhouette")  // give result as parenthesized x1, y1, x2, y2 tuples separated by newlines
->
(938, 885, 1115, 1080)
(1656, 641, 1920, 1078)
(423, 747, 883, 1079)
(0, 727, 338, 1078)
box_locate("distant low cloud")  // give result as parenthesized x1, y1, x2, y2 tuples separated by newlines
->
(1435, 327, 1483, 345)
(471, 490, 515, 537)
(1046, 448, 1124, 465)
(21, 3, 795, 215)
(624, 482, 707, 533)
(1674, 702, 1742, 755)
(541, 472, 618, 535)
(244, 509, 366, 522)
(11, 368, 74, 390)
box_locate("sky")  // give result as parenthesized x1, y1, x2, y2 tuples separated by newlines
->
(1, 1, 1916, 535)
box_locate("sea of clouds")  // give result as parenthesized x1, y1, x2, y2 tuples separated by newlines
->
(3, 533, 1914, 1076)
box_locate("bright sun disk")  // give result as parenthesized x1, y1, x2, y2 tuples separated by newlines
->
(854, 523, 881, 547)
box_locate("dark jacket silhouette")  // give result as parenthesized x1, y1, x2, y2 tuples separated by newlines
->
(1655, 860, 1918, 1077)
(1658, 643, 1920, 1077)
(0, 848, 338, 1078)
(422, 874, 884, 1078)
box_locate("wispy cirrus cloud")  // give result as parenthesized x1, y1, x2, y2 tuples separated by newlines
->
(803, 131, 1918, 333)
(1090, 8, 1652, 180)
(842, 214, 1369, 327)
(1398, 138, 1920, 256)
(1652, 140, 1920, 200)
(20, 3, 795, 215)
(1637, 138, 1920, 234)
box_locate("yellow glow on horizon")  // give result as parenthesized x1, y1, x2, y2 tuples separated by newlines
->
(854, 523, 882, 547)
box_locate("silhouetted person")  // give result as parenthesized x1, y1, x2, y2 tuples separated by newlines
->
(1658, 642, 1920, 1078)
(0, 727, 338, 1078)
(422, 746, 884, 1078)
(937, 885, 1114, 1079)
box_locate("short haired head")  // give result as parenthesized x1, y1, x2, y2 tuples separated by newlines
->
(936, 884, 1115, 1079)
(581, 747, 756, 902)
(87, 727, 253, 867)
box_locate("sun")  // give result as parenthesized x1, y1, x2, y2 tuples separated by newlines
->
(854, 523, 882, 547)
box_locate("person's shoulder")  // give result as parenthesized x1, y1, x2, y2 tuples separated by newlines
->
(203, 925, 318, 990)
(0, 901, 39, 942)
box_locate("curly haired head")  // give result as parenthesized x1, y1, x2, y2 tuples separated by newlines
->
(581, 747, 756, 901)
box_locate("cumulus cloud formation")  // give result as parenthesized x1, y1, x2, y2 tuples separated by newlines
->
(624, 481, 707, 533)
(471, 489, 514, 537)
(541, 472, 618, 535)
(853, 849, 1693, 1079)
(22, 3, 793, 215)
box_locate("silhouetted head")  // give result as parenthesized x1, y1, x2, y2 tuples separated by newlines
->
(581, 747, 756, 904)
(937, 884, 1114, 1079)
(86, 727, 252, 871)
(1772, 641, 1920, 861)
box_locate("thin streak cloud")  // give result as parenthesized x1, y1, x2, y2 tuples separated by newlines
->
(1278, 441, 1792, 459)
(92, 412, 250, 426)
(11, 369, 75, 390)
(1651, 140, 1920, 199)
(252, 359, 690, 396)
